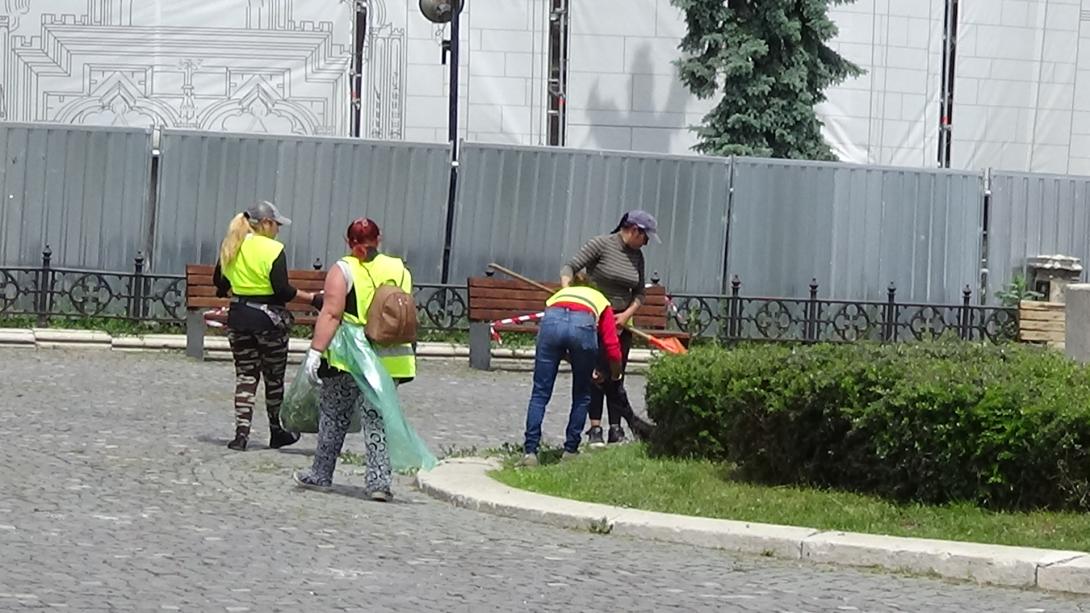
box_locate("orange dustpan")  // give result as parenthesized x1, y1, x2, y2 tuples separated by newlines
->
(628, 326, 688, 355)
(487, 263, 688, 355)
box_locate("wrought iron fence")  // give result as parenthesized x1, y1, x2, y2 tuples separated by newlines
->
(0, 247, 469, 331)
(412, 284, 469, 331)
(0, 247, 186, 326)
(663, 277, 1018, 344)
(1, 249, 1015, 341)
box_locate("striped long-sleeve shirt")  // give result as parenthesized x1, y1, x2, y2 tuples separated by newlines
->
(560, 233, 646, 312)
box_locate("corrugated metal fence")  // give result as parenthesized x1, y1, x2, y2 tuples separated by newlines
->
(153, 130, 452, 282)
(451, 143, 732, 294)
(986, 171, 1090, 301)
(728, 158, 984, 303)
(0, 123, 151, 270)
(6, 121, 1090, 304)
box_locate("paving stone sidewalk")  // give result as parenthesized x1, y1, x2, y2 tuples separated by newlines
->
(1, 348, 1088, 612)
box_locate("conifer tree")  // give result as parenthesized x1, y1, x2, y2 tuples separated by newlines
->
(672, 0, 863, 160)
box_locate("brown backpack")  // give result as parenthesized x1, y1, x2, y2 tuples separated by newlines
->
(363, 268, 418, 345)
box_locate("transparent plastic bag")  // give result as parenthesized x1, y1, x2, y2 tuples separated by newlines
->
(281, 324, 436, 472)
(329, 324, 437, 472)
(281, 361, 361, 434)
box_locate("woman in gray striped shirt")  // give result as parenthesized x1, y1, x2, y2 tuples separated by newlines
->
(560, 210, 659, 447)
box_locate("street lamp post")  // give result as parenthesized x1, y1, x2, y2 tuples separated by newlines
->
(419, 0, 463, 284)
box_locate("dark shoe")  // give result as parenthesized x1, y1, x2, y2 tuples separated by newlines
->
(607, 425, 627, 444)
(630, 415, 655, 441)
(586, 426, 606, 448)
(227, 434, 248, 451)
(292, 470, 332, 491)
(369, 490, 393, 503)
(270, 428, 301, 449)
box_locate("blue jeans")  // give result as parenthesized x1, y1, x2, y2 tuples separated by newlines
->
(523, 307, 599, 454)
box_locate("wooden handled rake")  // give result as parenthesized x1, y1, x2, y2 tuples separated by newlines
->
(487, 263, 688, 355)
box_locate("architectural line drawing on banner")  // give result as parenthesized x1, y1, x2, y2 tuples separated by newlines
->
(2, 0, 351, 136)
(362, 0, 407, 140)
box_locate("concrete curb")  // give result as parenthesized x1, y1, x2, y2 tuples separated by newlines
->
(0, 328, 652, 371)
(415, 458, 1090, 595)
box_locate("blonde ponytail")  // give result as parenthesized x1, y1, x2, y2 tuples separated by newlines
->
(219, 213, 252, 266)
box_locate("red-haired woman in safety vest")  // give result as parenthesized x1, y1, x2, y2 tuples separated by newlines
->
(293, 218, 416, 502)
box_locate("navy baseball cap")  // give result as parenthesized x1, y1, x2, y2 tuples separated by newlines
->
(616, 209, 660, 243)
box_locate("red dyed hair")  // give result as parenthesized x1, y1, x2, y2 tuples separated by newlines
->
(346, 218, 381, 258)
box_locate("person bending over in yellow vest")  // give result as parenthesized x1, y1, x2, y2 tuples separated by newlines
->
(292, 218, 414, 502)
(213, 201, 318, 452)
(518, 274, 624, 467)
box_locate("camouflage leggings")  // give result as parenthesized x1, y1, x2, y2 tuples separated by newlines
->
(227, 328, 289, 437)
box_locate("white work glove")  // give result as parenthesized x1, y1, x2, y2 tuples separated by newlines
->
(304, 348, 323, 386)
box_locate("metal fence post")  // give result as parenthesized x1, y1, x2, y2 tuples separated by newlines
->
(129, 252, 146, 320)
(727, 275, 742, 342)
(883, 282, 897, 342)
(36, 246, 53, 328)
(806, 279, 819, 342)
(960, 284, 972, 340)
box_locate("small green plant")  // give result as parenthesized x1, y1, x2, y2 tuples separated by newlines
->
(588, 517, 613, 535)
(339, 451, 366, 466)
(995, 274, 1043, 307)
(439, 442, 526, 461)
(0, 315, 184, 336)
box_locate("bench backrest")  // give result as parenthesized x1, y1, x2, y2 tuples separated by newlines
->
(467, 276, 670, 330)
(185, 264, 325, 322)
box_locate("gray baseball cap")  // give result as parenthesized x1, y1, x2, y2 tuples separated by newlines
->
(244, 200, 292, 226)
(623, 209, 660, 243)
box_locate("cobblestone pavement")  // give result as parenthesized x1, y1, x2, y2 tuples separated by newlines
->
(2, 348, 1089, 612)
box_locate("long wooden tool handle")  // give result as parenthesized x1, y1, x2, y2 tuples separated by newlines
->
(487, 263, 553, 293)
(489, 261, 655, 341)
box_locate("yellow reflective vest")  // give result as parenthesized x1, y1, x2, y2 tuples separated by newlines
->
(546, 285, 612, 319)
(325, 253, 416, 379)
(222, 234, 284, 296)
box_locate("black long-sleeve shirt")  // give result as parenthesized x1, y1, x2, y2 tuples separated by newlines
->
(213, 252, 298, 331)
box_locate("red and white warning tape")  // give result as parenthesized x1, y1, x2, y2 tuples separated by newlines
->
(203, 307, 228, 329)
(490, 311, 545, 344)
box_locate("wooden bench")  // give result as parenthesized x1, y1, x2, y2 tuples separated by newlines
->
(1019, 299, 1065, 350)
(467, 275, 690, 370)
(184, 264, 325, 360)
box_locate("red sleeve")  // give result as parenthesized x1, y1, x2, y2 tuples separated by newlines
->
(598, 306, 623, 365)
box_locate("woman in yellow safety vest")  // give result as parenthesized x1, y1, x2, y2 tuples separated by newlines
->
(518, 274, 624, 466)
(213, 201, 318, 452)
(292, 218, 414, 502)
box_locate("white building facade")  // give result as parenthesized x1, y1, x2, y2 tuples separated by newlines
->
(4, 0, 1089, 174)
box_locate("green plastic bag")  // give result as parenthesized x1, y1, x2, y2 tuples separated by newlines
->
(281, 323, 437, 472)
(281, 361, 361, 434)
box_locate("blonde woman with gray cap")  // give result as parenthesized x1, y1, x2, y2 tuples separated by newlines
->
(213, 201, 320, 451)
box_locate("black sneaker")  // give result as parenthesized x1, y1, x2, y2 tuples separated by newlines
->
(586, 426, 606, 448)
(270, 428, 300, 449)
(607, 425, 627, 444)
(630, 415, 655, 441)
(227, 434, 248, 451)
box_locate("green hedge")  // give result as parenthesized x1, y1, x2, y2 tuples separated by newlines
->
(645, 341, 1090, 511)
